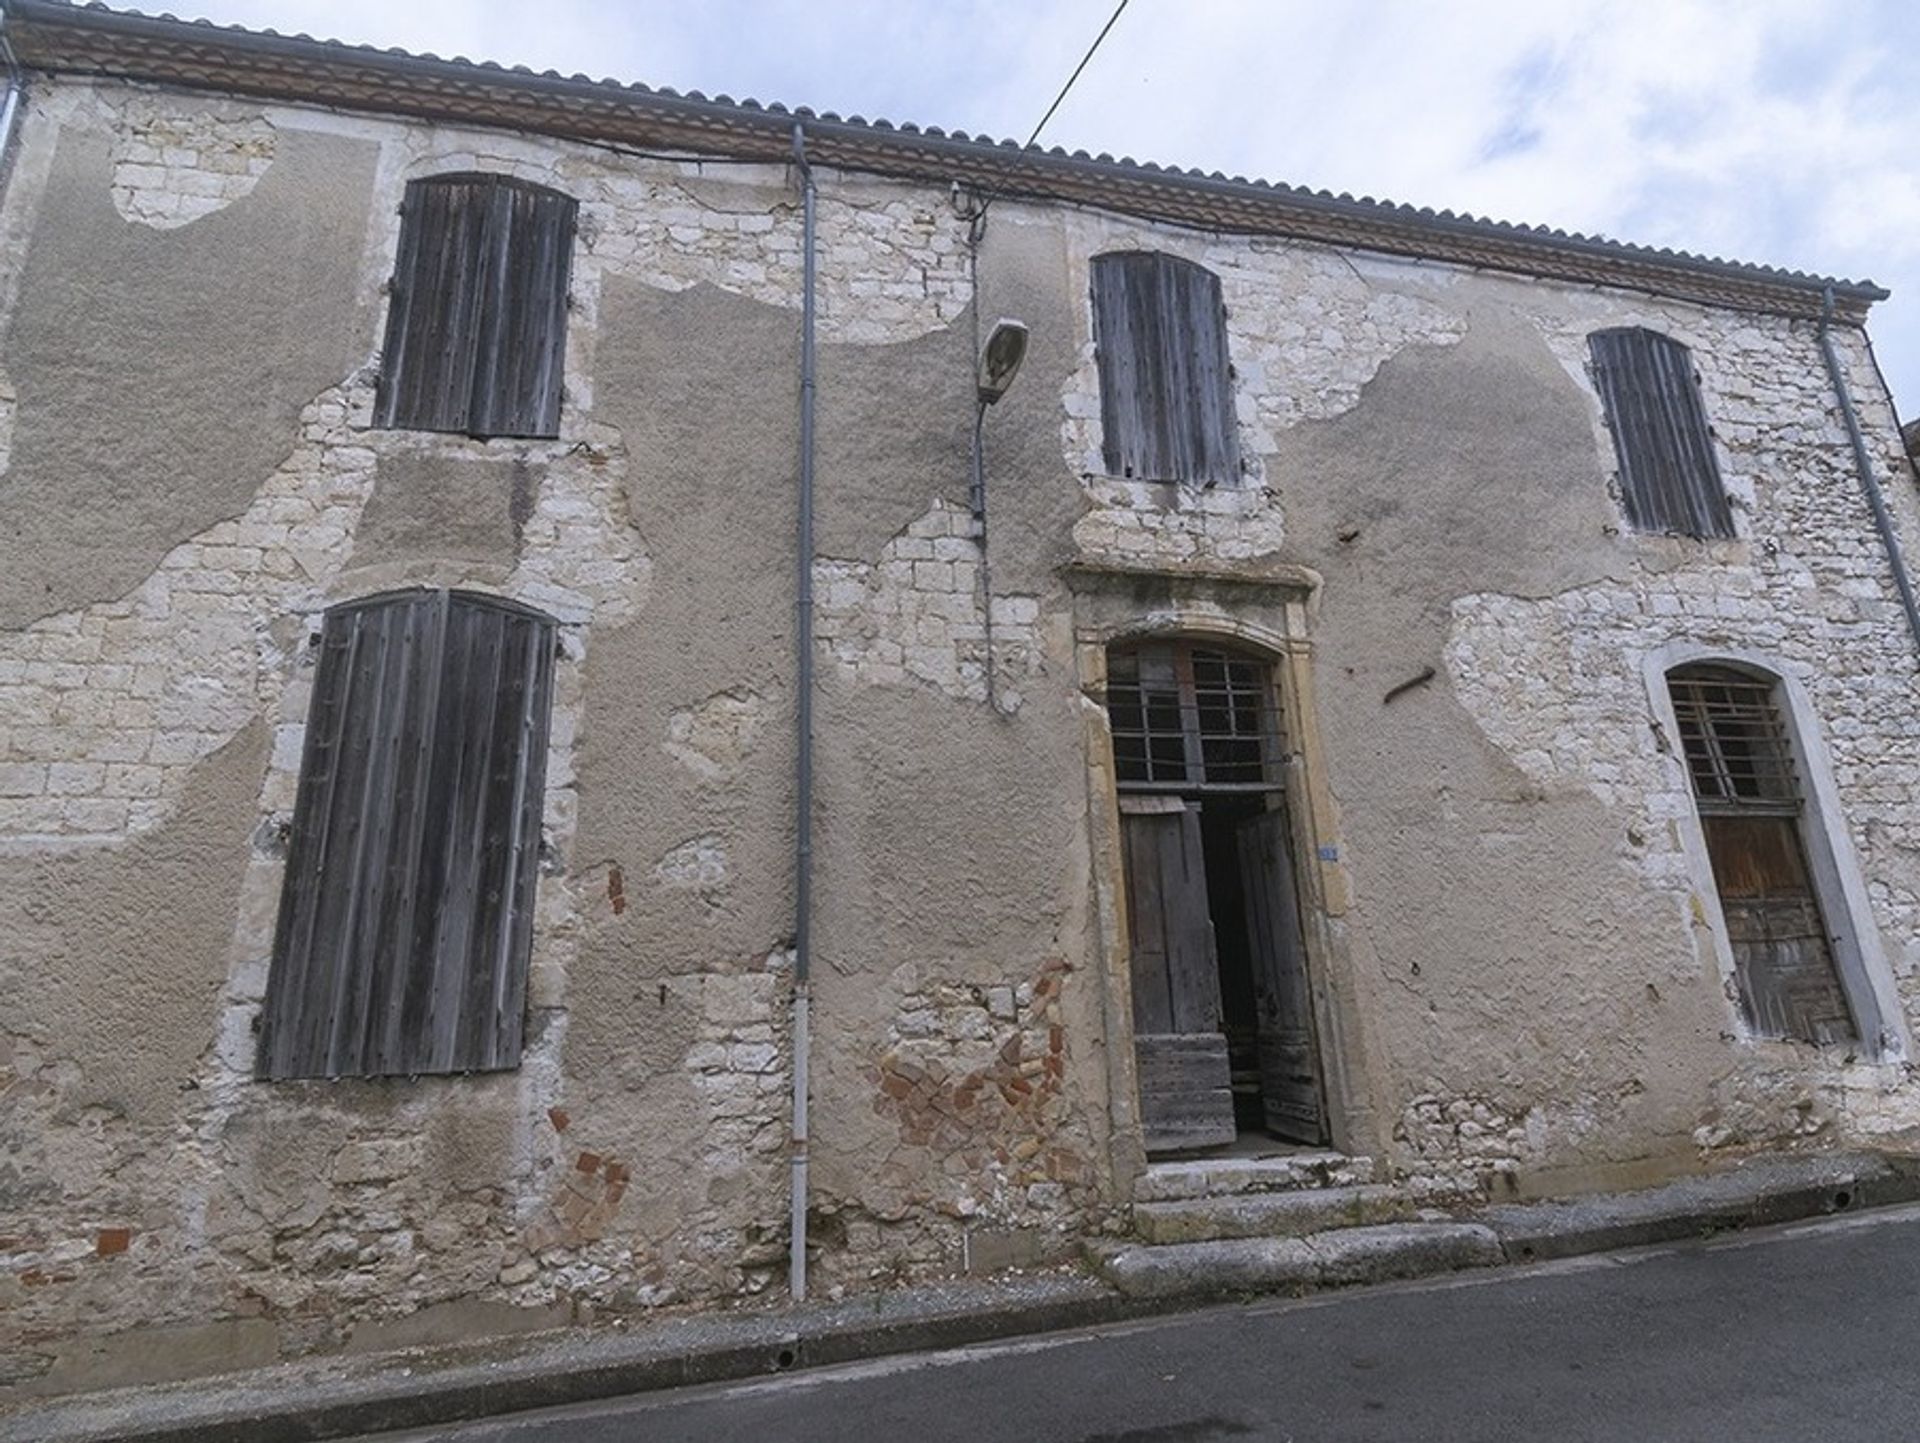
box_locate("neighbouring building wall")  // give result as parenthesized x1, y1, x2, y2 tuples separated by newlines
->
(3, 71, 1919, 1396)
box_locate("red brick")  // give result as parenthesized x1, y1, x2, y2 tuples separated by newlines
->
(575, 1152, 602, 1174)
(548, 1107, 571, 1132)
(95, 1228, 132, 1257)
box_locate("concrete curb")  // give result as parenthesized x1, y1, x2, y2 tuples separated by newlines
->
(10, 1149, 1919, 1443)
(1479, 1150, 1920, 1262)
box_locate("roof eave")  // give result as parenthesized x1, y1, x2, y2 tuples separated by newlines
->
(4, 0, 1889, 323)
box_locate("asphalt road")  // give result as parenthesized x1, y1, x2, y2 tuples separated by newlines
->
(364, 1205, 1920, 1442)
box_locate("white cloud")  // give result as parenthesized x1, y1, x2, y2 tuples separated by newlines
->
(158, 0, 1920, 413)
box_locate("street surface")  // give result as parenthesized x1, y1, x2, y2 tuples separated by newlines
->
(363, 1204, 1920, 1442)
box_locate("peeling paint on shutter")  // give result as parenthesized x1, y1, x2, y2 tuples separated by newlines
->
(257, 589, 557, 1080)
(375, 174, 576, 440)
(1589, 327, 1732, 539)
(1092, 252, 1240, 485)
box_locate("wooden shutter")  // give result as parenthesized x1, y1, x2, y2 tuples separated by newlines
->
(1091, 252, 1240, 485)
(1120, 798, 1235, 1151)
(1589, 328, 1732, 539)
(258, 589, 557, 1079)
(468, 181, 577, 438)
(375, 175, 576, 440)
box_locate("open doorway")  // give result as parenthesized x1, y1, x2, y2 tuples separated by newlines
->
(1108, 640, 1327, 1154)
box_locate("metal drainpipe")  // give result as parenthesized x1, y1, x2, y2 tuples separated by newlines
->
(968, 399, 997, 707)
(788, 122, 817, 1304)
(0, 8, 26, 203)
(1816, 287, 1920, 666)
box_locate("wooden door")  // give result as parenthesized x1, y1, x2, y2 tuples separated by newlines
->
(1703, 814, 1856, 1045)
(1236, 804, 1326, 1143)
(1120, 797, 1234, 1151)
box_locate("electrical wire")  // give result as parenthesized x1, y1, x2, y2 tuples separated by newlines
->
(1024, 0, 1132, 151)
(960, 0, 1133, 236)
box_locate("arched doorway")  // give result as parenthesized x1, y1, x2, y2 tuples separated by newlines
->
(1106, 638, 1327, 1151)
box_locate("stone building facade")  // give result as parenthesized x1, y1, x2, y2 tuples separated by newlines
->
(3, 1, 1919, 1398)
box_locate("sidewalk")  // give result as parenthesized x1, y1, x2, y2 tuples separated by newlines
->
(7, 1149, 1914, 1443)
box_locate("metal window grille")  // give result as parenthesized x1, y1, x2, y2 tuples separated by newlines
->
(1669, 666, 1800, 814)
(1108, 641, 1281, 789)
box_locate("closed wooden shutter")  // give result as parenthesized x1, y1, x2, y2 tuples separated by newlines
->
(1589, 327, 1732, 539)
(1091, 252, 1240, 485)
(375, 174, 577, 440)
(257, 589, 557, 1079)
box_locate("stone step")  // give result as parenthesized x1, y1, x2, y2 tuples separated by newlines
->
(1133, 1183, 1413, 1244)
(1133, 1150, 1376, 1203)
(1097, 1221, 1503, 1299)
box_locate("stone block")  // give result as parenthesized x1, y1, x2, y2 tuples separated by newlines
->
(333, 1139, 424, 1186)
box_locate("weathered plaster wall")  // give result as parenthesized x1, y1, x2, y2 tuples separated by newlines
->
(5, 66, 1920, 1399)
(1033, 201, 1920, 1195)
(0, 105, 376, 628)
(0, 76, 1114, 1394)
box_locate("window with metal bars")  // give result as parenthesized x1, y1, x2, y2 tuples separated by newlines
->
(375, 173, 577, 439)
(1667, 663, 1856, 1046)
(1090, 252, 1241, 485)
(1588, 327, 1733, 540)
(1670, 667, 1801, 813)
(256, 589, 558, 1080)
(1107, 641, 1281, 789)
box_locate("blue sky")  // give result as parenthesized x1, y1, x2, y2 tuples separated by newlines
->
(171, 1, 1920, 417)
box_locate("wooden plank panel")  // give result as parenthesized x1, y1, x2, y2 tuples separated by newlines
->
(1136, 1033, 1235, 1152)
(377, 178, 487, 434)
(1091, 252, 1238, 486)
(1590, 327, 1731, 540)
(1162, 805, 1221, 1034)
(258, 590, 556, 1079)
(1120, 806, 1220, 1034)
(365, 592, 447, 1076)
(1120, 809, 1175, 1034)
(1237, 803, 1326, 1143)
(257, 618, 357, 1078)
(423, 599, 504, 1072)
(1092, 253, 1143, 479)
(471, 183, 576, 439)
(1703, 813, 1856, 1045)
(333, 592, 438, 1076)
(489, 612, 554, 1067)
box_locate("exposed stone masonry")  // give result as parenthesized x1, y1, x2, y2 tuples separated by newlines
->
(815, 498, 1042, 709)
(108, 93, 276, 229)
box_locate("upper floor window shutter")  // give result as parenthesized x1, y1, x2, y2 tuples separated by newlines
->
(1588, 327, 1732, 539)
(376, 174, 577, 440)
(257, 589, 558, 1080)
(1091, 252, 1240, 485)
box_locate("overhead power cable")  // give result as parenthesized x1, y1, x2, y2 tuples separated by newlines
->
(1024, 0, 1132, 150)
(961, 0, 1132, 234)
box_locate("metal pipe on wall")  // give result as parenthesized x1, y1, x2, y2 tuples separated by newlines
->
(788, 121, 817, 1303)
(0, 8, 26, 201)
(968, 400, 998, 707)
(1817, 287, 1920, 666)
